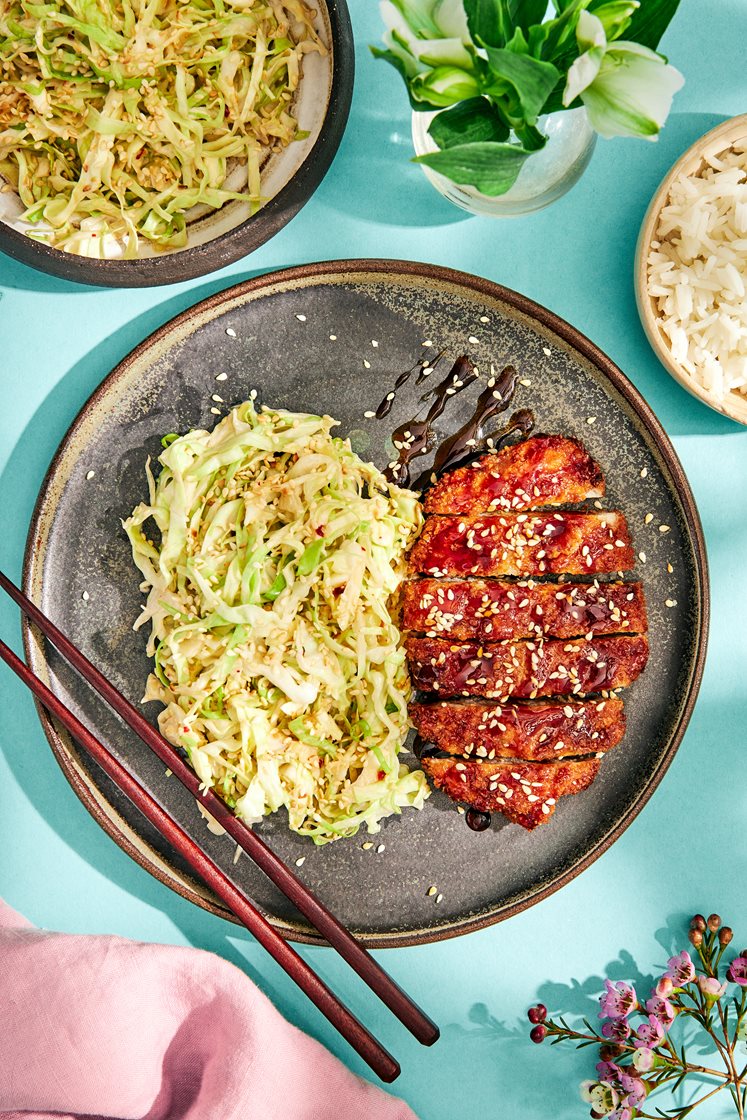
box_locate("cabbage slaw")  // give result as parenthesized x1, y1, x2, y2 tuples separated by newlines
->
(0, 0, 323, 255)
(123, 401, 429, 844)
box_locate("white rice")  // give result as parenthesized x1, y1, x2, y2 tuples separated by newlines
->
(646, 138, 747, 402)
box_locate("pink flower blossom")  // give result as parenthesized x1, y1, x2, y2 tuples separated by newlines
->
(599, 979, 637, 1019)
(633, 1047, 655, 1072)
(726, 957, 747, 986)
(596, 1060, 621, 1082)
(581, 1080, 619, 1114)
(602, 1017, 631, 1041)
(698, 976, 727, 1001)
(619, 1069, 647, 1107)
(608, 1109, 632, 1120)
(634, 1014, 665, 1048)
(646, 995, 676, 1027)
(655, 975, 674, 998)
(665, 950, 695, 985)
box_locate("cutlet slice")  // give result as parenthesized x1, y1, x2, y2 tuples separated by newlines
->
(410, 697, 625, 761)
(420, 756, 601, 829)
(409, 511, 634, 578)
(402, 579, 647, 641)
(424, 435, 605, 515)
(406, 634, 649, 699)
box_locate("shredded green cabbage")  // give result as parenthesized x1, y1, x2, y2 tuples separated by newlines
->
(123, 401, 429, 844)
(0, 0, 323, 255)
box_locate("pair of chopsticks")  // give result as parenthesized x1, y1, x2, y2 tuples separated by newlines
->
(0, 570, 438, 1082)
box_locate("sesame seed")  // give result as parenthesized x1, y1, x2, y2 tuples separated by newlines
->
(542, 346, 551, 356)
(667, 562, 674, 573)
(329, 334, 337, 341)
(371, 340, 379, 347)
(586, 416, 596, 424)
(427, 886, 437, 896)
(665, 599, 677, 608)
(423, 339, 433, 347)
(212, 394, 223, 403)
(210, 407, 221, 415)
(519, 378, 532, 386)
(295, 313, 306, 322)
(364, 410, 375, 418)
(81, 591, 89, 601)
(479, 315, 489, 323)
(640, 467, 648, 478)
(386, 392, 394, 401)
(639, 551, 647, 563)
(216, 372, 228, 381)
(225, 327, 236, 337)
(85, 470, 95, 480)
(363, 359, 371, 369)
(377, 843, 385, 853)
(435, 893, 443, 904)
(295, 856, 305, 867)
(362, 842, 373, 850)
(644, 513, 653, 524)
(659, 524, 671, 533)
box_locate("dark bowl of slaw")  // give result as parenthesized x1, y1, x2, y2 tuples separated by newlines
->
(0, 0, 353, 287)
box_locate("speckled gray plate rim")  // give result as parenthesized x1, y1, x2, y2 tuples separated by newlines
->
(22, 259, 710, 947)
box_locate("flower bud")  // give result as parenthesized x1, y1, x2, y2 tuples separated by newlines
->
(410, 65, 480, 108)
(599, 1042, 624, 1060)
(690, 914, 706, 932)
(527, 1003, 547, 1024)
(530, 1023, 547, 1043)
(707, 913, 721, 932)
(688, 928, 703, 948)
(718, 927, 733, 947)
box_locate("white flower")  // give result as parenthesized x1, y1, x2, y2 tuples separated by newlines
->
(563, 10, 684, 140)
(379, 0, 473, 76)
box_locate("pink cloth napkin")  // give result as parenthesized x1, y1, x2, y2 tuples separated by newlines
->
(0, 899, 419, 1120)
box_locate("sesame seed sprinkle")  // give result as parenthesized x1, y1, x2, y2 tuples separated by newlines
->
(372, 340, 379, 347)
(542, 346, 551, 356)
(479, 315, 489, 323)
(435, 893, 443, 904)
(586, 416, 596, 424)
(364, 410, 375, 418)
(377, 843, 386, 853)
(85, 470, 95, 480)
(225, 327, 236, 337)
(427, 886, 437, 896)
(329, 334, 337, 341)
(468, 335, 479, 344)
(295, 856, 305, 867)
(640, 467, 648, 478)
(645, 513, 653, 524)
(81, 590, 89, 601)
(215, 372, 228, 381)
(659, 524, 671, 533)
(295, 313, 307, 322)
(362, 842, 373, 850)
(665, 599, 677, 608)
(210, 407, 221, 415)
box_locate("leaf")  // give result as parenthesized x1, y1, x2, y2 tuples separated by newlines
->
(514, 121, 547, 149)
(624, 0, 681, 50)
(428, 97, 510, 149)
(483, 45, 560, 121)
(463, 0, 512, 48)
(414, 139, 533, 194)
(513, 0, 550, 30)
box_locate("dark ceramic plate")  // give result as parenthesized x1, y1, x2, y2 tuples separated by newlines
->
(23, 260, 709, 946)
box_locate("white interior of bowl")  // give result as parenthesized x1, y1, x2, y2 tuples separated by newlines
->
(0, 5, 332, 259)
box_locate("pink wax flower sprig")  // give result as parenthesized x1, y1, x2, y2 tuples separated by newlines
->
(527, 913, 747, 1120)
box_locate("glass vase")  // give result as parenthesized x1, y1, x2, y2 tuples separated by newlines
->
(411, 106, 597, 217)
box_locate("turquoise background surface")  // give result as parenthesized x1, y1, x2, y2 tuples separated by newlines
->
(1, 2, 746, 1116)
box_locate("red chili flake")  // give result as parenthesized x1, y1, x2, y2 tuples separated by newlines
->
(377, 770, 386, 781)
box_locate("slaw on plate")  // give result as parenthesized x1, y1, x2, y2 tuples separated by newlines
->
(0, 0, 323, 256)
(124, 400, 429, 844)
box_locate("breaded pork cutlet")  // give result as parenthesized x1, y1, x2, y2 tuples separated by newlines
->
(408, 511, 634, 578)
(420, 756, 601, 829)
(410, 696, 625, 761)
(406, 633, 649, 699)
(402, 579, 647, 642)
(424, 435, 605, 515)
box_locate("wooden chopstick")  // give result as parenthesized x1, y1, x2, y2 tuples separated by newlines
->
(0, 633, 401, 1083)
(0, 570, 439, 1048)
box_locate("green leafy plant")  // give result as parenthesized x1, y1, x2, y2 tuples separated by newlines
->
(372, 0, 684, 197)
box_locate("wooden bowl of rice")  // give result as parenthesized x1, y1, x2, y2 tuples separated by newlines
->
(635, 114, 747, 426)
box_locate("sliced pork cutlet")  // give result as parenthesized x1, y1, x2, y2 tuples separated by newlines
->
(402, 578, 647, 641)
(410, 696, 625, 761)
(424, 434, 605, 515)
(408, 511, 634, 578)
(406, 633, 649, 699)
(421, 756, 601, 829)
